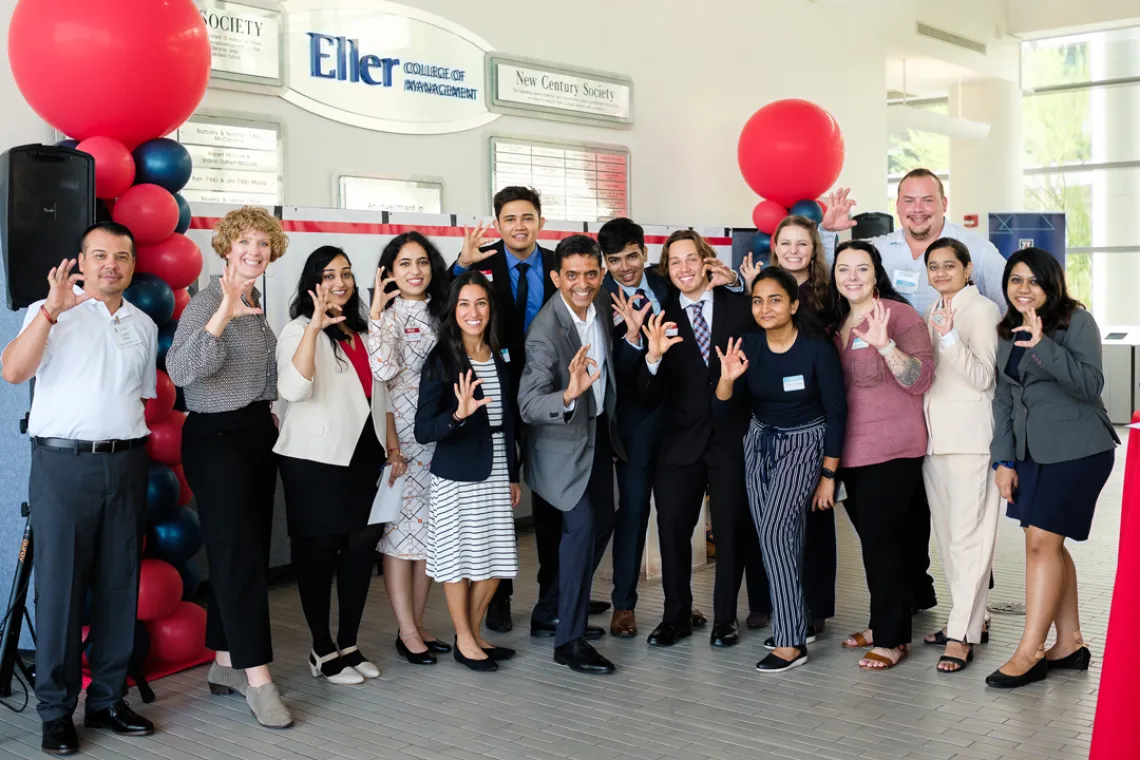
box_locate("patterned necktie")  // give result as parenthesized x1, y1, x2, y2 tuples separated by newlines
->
(688, 302, 710, 366)
(633, 288, 650, 312)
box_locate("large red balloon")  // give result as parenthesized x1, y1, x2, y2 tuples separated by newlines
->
(147, 601, 207, 662)
(751, 200, 788, 235)
(172, 464, 193, 507)
(147, 412, 185, 466)
(737, 99, 845, 208)
(171, 288, 191, 321)
(145, 370, 176, 426)
(77, 137, 135, 200)
(8, 0, 210, 149)
(114, 184, 179, 246)
(137, 559, 182, 621)
(136, 234, 204, 291)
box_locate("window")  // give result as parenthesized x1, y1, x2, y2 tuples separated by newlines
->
(489, 137, 629, 222)
(887, 100, 950, 215)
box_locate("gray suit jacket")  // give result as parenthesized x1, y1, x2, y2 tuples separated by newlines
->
(991, 308, 1119, 465)
(518, 294, 627, 510)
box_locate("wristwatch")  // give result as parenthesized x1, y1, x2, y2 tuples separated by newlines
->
(820, 467, 836, 480)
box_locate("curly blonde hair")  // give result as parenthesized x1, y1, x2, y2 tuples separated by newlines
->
(211, 206, 289, 262)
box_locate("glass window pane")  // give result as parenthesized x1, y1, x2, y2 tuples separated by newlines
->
(1022, 25, 1140, 89)
(1024, 82, 1140, 167)
(1025, 167, 1140, 249)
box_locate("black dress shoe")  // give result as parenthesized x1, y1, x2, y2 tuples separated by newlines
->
(423, 638, 452, 654)
(454, 640, 498, 671)
(691, 609, 708, 628)
(41, 717, 78, 755)
(530, 618, 604, 640)
(554, 637, 615, 674)
(910, 589, 938, 614)
(710, 621, 740, 648)
(588, 600, 611, 615)
(482, 645, 516, 661)
(1047, 646, 1092, 671)
(985, 657, 1047, 688)
(84, 700, 154, 736)
(647, 622, 691, 647)
(485, 597, 513, 633)
(395, 636, 437, 665)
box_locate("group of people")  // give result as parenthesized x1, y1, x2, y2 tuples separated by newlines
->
(0, 168, 1118, 755)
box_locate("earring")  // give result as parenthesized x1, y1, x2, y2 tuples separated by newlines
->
(872, 285, 880, 300)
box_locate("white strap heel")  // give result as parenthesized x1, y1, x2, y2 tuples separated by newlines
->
(309, 650, 364, 685)
(340, 645, 380, 679)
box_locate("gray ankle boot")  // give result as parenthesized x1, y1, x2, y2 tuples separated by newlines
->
(246, 682, 293, 728)
(206, 662, 247, 696)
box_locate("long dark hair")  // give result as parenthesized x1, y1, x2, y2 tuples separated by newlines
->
(377, 231, 450, 323)
(997, 247, 1082, 340)
(289, 246, 368, 363)
(426, 270, 501, 380)
(824, 240, 909, 336)
(751, 267, 801, 329)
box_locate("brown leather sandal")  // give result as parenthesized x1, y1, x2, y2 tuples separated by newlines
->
(858, 646, 908, 670)
(842, 631, 873, 649)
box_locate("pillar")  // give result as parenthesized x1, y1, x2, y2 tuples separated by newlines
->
(948, 78, 1023, 237)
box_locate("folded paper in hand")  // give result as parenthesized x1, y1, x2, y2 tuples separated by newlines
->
(369, 467, 405, 525)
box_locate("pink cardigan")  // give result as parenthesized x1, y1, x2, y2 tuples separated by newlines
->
(833, 300, 935, 468)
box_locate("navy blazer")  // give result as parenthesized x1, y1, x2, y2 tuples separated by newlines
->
(413, 351, 520, 483)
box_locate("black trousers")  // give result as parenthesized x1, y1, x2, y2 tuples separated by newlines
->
(905, 484, 936, 605)
(655, 440, 756, 628)
(182, 402, 277, 669)
(841, 457, 924, 649)
(29, 443, 148, 721)
(803, 505, 836, 619)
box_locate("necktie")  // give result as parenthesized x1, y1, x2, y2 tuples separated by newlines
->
(688, 302, 710, 366)
(633, 288, 650, 312)
(515, 262, 530, 328)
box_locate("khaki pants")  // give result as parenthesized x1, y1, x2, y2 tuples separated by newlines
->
(922, 454, 1001, 644)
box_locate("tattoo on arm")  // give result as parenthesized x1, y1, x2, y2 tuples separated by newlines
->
(885, 349, 922, 387)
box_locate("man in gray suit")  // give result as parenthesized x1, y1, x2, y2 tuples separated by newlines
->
(519, 234, 629, 674)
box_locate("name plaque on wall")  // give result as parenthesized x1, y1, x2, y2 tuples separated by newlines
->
(490, 56, 633, 126)
(197, 0, 283, 85)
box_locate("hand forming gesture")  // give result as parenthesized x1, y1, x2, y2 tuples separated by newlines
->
(563, 345, 602, 406)
(218, 263, 263, 320)
(453, 369, 490, 420)
(821, 187, 858, 232)
(369, 266, 397, 320)
(457, 221, 494, 269)
(307, 283, 347, 332)
(739, 253, 761, 292)
(714, 337, 749, 383)
(1013, 306, 1043, 348)
(852, 299, 891, 351)
(704, 257, 739, 289)
(43, 258, 90, 319)
(930, 297, 956, 338)
(642, 312, 682, 364)
(611, 288, 651, 343)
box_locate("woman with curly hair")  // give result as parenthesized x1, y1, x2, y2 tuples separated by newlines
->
(166, 206, 293, 729)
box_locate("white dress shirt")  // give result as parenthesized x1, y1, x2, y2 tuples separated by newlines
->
(646, 287, 714, 375)
(561, 295, 608, 414)
(11, 289, 158, 440)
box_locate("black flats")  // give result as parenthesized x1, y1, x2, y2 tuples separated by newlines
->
(395, 637, 437, 665)
(1047, 646, 1092, 671)
(454, 638, 498, 671)
(986, 657, 1047, 688)
(756, 647, 807, 674)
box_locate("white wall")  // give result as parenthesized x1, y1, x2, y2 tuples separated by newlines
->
(1008, 0, 1140, 37)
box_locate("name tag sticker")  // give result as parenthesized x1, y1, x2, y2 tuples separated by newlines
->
(404, 327, 421, 342)
(112, 323, 141, 349)
(664, 326, 679, 338)
(500, 348, 510, 363)
(852, 337, 870, 349)
(480, 269, 494, 283)
(892, 268, 920, 295)
(612, 311, 625, 327)
(783, 374, 806, 392)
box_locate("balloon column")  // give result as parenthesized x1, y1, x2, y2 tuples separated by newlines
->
(737, 99, 845, 257)
(8, 0, 212, 686)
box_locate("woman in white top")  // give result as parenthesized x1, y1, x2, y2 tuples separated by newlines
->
(368, 231, 452, 664)
(920, 237, 1001, 673)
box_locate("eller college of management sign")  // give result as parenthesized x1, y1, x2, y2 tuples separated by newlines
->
(198, 0, 633, 134)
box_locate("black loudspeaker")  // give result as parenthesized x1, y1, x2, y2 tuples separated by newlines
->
(851, 212, 894, 241)
(0, 144, 95, 310)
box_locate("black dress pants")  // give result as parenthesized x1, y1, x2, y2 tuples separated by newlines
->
(803, 505, 836, 620)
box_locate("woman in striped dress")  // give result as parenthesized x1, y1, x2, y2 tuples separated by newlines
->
(414, 271, 520, 671)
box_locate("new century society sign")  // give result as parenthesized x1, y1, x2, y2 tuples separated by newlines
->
(280, 0, 500, 135)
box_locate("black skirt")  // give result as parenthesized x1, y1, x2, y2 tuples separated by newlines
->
(278, 414, 384, 539)
(1007, 449, 1114, 541)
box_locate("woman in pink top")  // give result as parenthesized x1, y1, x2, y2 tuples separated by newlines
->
(825, 240, 934, 671)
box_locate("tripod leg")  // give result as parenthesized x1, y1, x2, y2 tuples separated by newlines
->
(129, 661, 155, 704)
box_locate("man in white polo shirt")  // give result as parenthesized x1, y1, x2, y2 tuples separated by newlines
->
(1, 221, 158, 755)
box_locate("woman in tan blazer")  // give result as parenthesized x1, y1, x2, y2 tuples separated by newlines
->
(920, 238, 1001, 673)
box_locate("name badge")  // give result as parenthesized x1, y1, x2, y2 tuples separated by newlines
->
(500, 348, 510, 363)
(112, 322, 141, 349)
(852, 337, 869, 349)
(404, 327, 421, 342)
(480, 269, 494, 283)
(612, 311, 625, 327)
(664, 325, 679, 338)
(892, 268, 920, 295)
(782, 374, 806, 392)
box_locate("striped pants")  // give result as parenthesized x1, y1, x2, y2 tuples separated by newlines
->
(743, 417, 826, 648)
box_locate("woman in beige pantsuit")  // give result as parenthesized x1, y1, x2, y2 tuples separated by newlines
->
(920, 237, 1002, 673)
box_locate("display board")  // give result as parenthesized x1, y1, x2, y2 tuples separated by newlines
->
(338, 175, 443, 214)
(176, 116, 283, 206)
(490, 137, 629, 222)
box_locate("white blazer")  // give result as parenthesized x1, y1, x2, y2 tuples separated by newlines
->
(923, 285, 1001, 456)
(273, 316, 388, 466)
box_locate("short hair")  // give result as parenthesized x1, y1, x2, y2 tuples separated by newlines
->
(655, 229, 716, 277)
(80, 220, 135, 257)
(898, 168, 946, 199)
(211, 205, 289, 262)
(493, 186, 542, 219)
(597, 217, 645, 255)
(552, 234, 602, 271)
(923, 237, 971, 267)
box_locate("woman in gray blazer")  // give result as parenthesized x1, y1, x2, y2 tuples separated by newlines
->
(987, 248, 1119, 689)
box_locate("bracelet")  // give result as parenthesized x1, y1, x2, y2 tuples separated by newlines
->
(820, 467, 836, 480)
(387, 447, 403, 459)
(39, 305, 58, 325)
(876, 339, 897, 355)
(992, 460, 1015, 471)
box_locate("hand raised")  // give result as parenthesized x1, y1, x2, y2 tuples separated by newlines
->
(1013, 307, 1043, 348)
(219, 264, 263, 320)
(930, 298, 956, 338)
(563, 345, 602, 404)
(852, 299, 891, 350)
(453, 369, 490, 420)
(821, 187, 858, 232)
(611, 288, 651, 342)
(704, 256, 738, 289)
(457, 221, 494, 269)
(43, 258, 90, 318)
(739, 253, 760, 292)
(307, 283, 347, 331)
(369, 266, 397, 320)
(642, 312, 682, 363)
(714, 337, 749, 382)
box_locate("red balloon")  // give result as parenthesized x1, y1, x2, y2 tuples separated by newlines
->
(147, 601, 207, 662)
(136, 234, 204, 291)
(77, 137, 135, 199)
(137, 558, 182, 621)
(171, 464, 193, 507)
(751, 200, 788, 235)
(8, 0, 210, 149)
(737, 99, 845, 208)
(171, 288, 191, 320)
(147, 412, 185, 466)
(145, 370, 176, 426)
(114, 184, 179, 246)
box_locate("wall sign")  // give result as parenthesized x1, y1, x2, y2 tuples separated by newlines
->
(490, 57, 633, 125)
(339, 175, 443, 213)
(490, 137, 629, 222)
(280, 0, 500, 134)
(176, 117, 283, 206)
(197, 0, 283, 85)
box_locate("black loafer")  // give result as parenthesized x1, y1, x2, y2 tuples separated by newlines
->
(554, 638, 615, 674)
(647, 622, 691, 648)
(41, 717, 78, 755)
(710, 621, 740, 648)
(985, 657, 1047, 688)
(84, 700, 154, 736)
(485, 597, 513, 633)
(530, 618, 604, 640)
(756, 647, 808, 673)
(423, 638, 452, 654)
(588, 600, 611, 616)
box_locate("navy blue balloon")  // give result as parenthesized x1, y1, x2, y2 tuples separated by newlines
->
(132, 138, 193, 194)
(124, 273, 174, 327)
(176, 560, 201, 600)
(789, 199, 824, 225)
(750, 231, 771, 255)
(146, 464, 180, 523)
(157, 319, 178, 372)
(56, 139, 78, 150)
(173, 192, 191, 234)
(148, 507, 202, 566)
